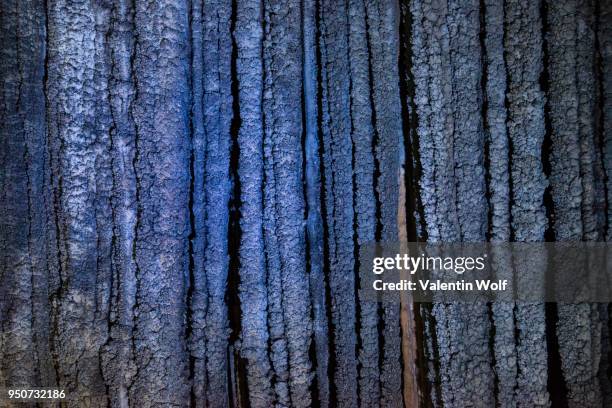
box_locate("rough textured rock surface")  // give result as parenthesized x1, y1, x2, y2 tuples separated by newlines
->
(0, 0, 610, 407)
(545, 1, 604, 407)
(409, 1, 493, 407)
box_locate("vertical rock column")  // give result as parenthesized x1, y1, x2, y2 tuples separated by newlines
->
(409, 0, 493, 406)
(262, 0, 313, 406)
(0, 0, 53, 393)
(127, 0, 192, 404)
(303, 0, 331, 404)
(45, 0, 113, 404)
(482, 1, 517, 406)
(234, 0, 274, 406)
(365, 2, 403, 406)
(505, 0, 550, 405)
(200, 0, 233, 405)
(546, 1, 604, 406)
(319, 0, 359, 406)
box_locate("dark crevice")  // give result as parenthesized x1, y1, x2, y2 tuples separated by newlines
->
(304, 234, 320, 408)
(540, 0, 556, 244)
(511, 303, 520, 396)
(399, 5, 417, 243)
(227, 345, 237, 408)
(413, 303, 428, 408)
(479, 3, 500, 405)
(502, 0, 515, 244)
(319, 145, 337, 408)
(540, 3, 568, 404)
(43, 0, 64, 390)
(398, 2, 429, 407)
(594, 0, 609, 240)
(545, 302, 569, 408)
(426, 307, 443, 408)
(480, 0, 493, 243)
(316, 4, 338, 405)
(540, 14, 570, 405)
(302, 0, 326, 404)
(126, 0, 142, 400)
(365, 12, 383, 244)
(487, 302, 500, 407)
(186, 0, 197, 404)
(227, 0, 247, 406)
(400, 1, 426, 243)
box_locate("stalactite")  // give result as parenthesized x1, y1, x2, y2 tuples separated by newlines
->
(483, 0, 511, 243)
(546, 1, 603, 406)
(409, 1, 494, 406)
(504, 0, 550, 405)
(261, 2, 314, 406)
(303, 0, 331, 405)
(234, 0, 274, 405)
(546, 0, 583, 242)
(0, 0, 52, 392)
(603, 0, 612, 244)
(445, 1, 494, 406)
(186, 0, 209, 404)
(99, 1, 140, 405)
(319, 1, 359, 407)
(343, 0, 380, 405)
(263, 33, 291, 405)
(597, 1, 612, 403)
(409, 2, 459, 405)
(482, 1, 517, 407)
(127, 0, 192, 405)
(201, 1, 233, 405)
(365, 1, 403, 405)
(45, 1, 112, 404)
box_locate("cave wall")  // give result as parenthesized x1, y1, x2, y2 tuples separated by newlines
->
(0, 0, 611, 407)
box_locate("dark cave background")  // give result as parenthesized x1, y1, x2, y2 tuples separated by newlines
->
(1, 0, 611, 407)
